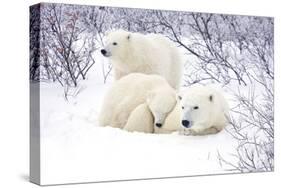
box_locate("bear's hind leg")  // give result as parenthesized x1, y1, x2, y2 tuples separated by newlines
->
(123, 103, 154, 133)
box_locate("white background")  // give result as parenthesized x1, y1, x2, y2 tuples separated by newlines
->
(0, 0, 279, 187)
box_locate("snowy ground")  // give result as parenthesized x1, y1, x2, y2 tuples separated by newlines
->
(37, 55, 239, 185)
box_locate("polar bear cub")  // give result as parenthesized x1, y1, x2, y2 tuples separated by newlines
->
(124, 88, 181, 134)
(123, 101, 181, 134)
(99, 73, 177, 130)
(123, 103, 154, 133)
(178, 85, 229, 136)
(100, 30, 183, 89)
(153, 101, 182, 134)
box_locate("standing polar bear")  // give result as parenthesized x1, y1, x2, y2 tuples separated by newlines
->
(178, 85, 229, 135)
(98, 73, 177, 131)
(100, 30, 183, 89)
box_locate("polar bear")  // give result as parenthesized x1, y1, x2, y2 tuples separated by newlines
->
(178, 85, 229, 136)
(123, 103, 154, 133)
(100, 30, 183, 89)
(151, 101, 182, 134)
(99, 73, 177, 130)
(123, 94, 181, 134)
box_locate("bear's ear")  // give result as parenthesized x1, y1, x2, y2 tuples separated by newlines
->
(209, 95, 213, 102)
(127, 33, 131, 40)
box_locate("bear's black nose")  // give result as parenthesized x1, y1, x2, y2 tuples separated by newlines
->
(101, 49, 106, 55)
(155, 123, 162, 128)
(182, 120, 190, 128)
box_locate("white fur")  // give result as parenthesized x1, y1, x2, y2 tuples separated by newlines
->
(102, 30, 183, 89)
(123, 103, 154, 133)
(124, 94, 181, 134)
(146, 87, 177, 127)
(98, 73, 176, 130)
(153, 101, 182, 134)
(179, 85, 229, 136)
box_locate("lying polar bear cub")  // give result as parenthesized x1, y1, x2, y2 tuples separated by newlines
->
(178, 85, 229, 135)
(124, 91, 181, 134)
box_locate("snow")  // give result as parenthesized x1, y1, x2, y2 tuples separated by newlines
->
(37, 53, 239, 185)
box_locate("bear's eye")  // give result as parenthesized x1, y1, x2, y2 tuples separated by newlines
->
(193, 106, 199, 110)
(182, 106, 184, 109)
(112, 42, 117, 45)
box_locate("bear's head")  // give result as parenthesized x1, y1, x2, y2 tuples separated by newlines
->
(100, 30, 131, 63)
(178, 85, 214, 129)
(146, 87, 177, 128)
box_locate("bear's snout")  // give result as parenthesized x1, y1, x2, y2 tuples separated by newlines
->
(155, 123, 162, 128)
(101, 49, 112, 57)
(101, 49, 107, 55)
(182, 120, 191, 128)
